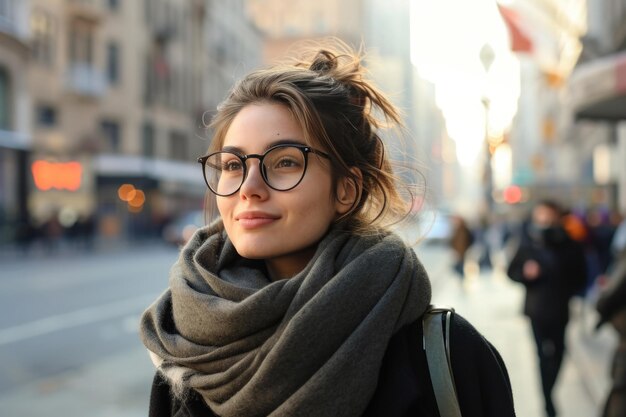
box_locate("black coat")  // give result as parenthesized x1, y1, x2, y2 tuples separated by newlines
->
(596, 250, 626, 329)
(507, 225, 587, 324)
(148, 314, 516, 417)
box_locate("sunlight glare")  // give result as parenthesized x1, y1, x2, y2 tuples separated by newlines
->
(410, 0, 520, 168)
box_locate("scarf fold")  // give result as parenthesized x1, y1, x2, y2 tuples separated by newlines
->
(140, 221, 431, 417)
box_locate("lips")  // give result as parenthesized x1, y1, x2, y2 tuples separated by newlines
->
(235, 211, 280, 229)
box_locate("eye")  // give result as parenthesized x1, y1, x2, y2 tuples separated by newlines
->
(222, 158, 243, 172)
(274, 157, 301, 169)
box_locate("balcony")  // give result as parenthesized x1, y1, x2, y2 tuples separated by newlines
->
(0, 1, 30, 56)
(65, 63, 107, 98)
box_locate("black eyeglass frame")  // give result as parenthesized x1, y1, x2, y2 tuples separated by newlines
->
(197, 144, 331, 196)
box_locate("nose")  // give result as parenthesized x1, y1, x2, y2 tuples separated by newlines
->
(239, 158, 269, 199)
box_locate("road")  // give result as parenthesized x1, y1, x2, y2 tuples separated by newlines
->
(0, 244, 178, 395)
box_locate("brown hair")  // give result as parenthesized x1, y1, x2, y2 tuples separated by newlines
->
(206, 39, 421, 234)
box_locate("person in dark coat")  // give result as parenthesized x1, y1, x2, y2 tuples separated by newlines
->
(596, 219, 626, 417)
(140, 40, 516, 417)
(507, 200, 587, 417)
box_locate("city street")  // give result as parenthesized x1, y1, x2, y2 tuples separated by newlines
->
(1, 1, 625, 416)
(0, 243, 179, 416)
(0, 242, 616, 416)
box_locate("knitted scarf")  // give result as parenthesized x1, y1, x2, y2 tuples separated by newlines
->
(139, 221, 431, 417)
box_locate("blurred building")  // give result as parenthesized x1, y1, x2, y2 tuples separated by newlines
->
(566, 0, 626, 214)
(246, 0, 364, 62)
(24, 0, 210, 241)
(496, 0, 626, 216)
(0, 0, 31, 243)
(494, 0, 588, 216)
(205, 0, 263, 117)
(0, 0, 264, 245)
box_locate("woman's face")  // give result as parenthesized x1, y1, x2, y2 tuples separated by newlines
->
(217, 102, 346, 280)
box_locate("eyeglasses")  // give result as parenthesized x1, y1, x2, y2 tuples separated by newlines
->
(197, 144, 330, 196)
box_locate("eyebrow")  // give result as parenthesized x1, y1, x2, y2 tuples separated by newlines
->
(222, 139, 307, 154)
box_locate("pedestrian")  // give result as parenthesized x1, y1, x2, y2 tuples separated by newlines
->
(596, 217, 626, 417)
(507, 199, 587, 417)
(449, 214, 474, 277)
(140, 40, 515, 417)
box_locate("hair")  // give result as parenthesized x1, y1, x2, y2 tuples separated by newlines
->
(534, 199, 564, 217)
(205, 39, 421, 234)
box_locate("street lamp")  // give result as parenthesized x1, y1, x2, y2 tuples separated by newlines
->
(480, 43, 495, 216)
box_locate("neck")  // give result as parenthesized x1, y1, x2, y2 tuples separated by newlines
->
(265, 246, 318, 281)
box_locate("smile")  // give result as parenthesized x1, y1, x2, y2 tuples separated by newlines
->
(235, 211, 280, 229)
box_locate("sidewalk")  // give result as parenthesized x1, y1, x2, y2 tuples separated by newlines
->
(568, 296, 617, 408)
(0, 346, 154, 417)
(429, 263, 615, 417)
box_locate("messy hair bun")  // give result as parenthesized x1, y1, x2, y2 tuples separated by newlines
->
(208, 38, 421, 233)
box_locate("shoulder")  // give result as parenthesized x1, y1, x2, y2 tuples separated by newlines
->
(389, 313, 515, 417)
(446, 313, 516, 417)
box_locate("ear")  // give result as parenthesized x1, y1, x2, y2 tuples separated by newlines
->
(335, 167, 362, 215)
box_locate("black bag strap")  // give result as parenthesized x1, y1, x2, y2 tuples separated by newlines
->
(423, 306, 462, 417)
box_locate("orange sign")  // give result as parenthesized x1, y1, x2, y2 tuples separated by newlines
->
(32, 160, 82, 191)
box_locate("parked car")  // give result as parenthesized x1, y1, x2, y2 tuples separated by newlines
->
(162, 210, 206, 246)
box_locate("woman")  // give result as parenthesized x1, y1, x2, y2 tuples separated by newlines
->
(140, 42, 515, 417)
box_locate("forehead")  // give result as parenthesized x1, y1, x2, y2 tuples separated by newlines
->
(222, 102, 308, 150)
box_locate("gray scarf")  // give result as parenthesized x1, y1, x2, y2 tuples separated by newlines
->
(140, 221, 431, 417)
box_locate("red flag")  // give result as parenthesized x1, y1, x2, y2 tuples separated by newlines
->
(498, 4, 533, 53)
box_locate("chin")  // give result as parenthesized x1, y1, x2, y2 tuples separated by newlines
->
(235, 247, 269, 259)
(231, 238, 276, 259)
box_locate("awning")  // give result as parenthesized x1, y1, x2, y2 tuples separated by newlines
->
(568, 51, 626, 121)
(93, 154, 205, 187)
(497, 4, 533, 53)
(0, 129, 31, 150)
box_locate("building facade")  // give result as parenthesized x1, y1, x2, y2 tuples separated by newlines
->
(245, 0, 364, 62)
(0, 0, 264, 245)
(0, 0, 31, 244)
(567, 0, 626, 213)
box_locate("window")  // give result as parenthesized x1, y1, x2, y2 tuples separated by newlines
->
(108, 0, 119, 11)
(30, 10, 56, 66)
(142, 123, 155, 158)
(36, 104, 57, 127)
(107, 42, 120, 84)
(143, 54, 155, 105)
(101, 120, 121, 153)
(169, 130, 187, 161)
(69, 18, 94, 65)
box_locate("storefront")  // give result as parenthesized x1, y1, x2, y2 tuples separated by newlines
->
(569, 51, 626, 121)
(0, 133, 30, 245)
(568, 51, 626, 212)
(93, 154, 206, 241)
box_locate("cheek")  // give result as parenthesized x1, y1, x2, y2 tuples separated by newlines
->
(216, 198, 233, 220)
(292, 188, 336, 224)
